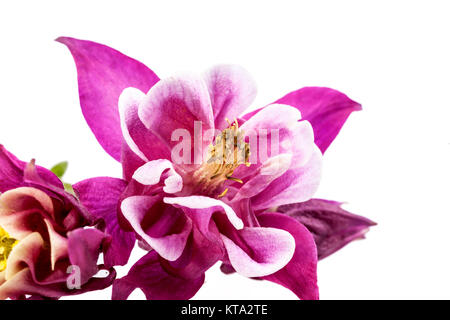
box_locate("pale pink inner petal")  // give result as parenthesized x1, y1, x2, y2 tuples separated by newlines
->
(233, 153, 292, 201)
(5, 232, 44, 281)
(0, 187, 53, 215)
(233, 104, 311, 180)
(251, 146, 322, 210)
(121, 196, 192, 261)
(221, 227, 295, 277)
(44, 220, 68, 270)
(203, 64, 257, 130)
(132, 159, 183, 194)
(138, 74, 214, 164)
(240, 104, 302, 133)
(119, 87, 149, 162)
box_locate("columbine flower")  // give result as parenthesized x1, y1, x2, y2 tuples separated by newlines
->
(0, 145, 116, 300)
(59, 37, 374, 300)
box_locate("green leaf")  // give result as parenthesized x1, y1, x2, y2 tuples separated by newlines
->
(63, 182, 77, 198)
(50, 161, 68, 179)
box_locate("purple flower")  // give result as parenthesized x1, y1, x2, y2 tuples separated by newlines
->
(0, 145, 116, 299)
(59, 37, 373, 300)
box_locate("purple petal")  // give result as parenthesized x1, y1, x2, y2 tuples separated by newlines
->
(112, 251, 204, 300)
(57, 37, 160, 161)
(0, 145, 63, 192)
(203, 64, 257, 130)
(258, 212, 319, 300)
(121, 196, 192, 261)
(73, 177, 135, 267)
(138, 74, 214, 164)
(0, 145, 26, 191)
(243, 87, 361, 153)
(67, 228, 106, 285)
(277, 199, 376, 260)
(23, 161, 94, 223)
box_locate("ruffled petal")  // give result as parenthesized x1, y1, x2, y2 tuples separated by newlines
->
(164, 196, 243, 230)
(220, 226, 295, 278)
(121, 196, 192, 261)
(203, 64, 257, 130)
(138, 74, 214, 164)
(160, 225, 223, 280)
(250, 146, 322, 210)
(119, 88, 172, 164)
(132, 160, 183, 194)
(235, 104, 314, 180)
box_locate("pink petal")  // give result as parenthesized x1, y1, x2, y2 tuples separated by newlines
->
(203, 64, 257, 130)
(235, 104, 314, 179)
(0, 187, 53, 215)
(121, 196, 192, 261)
(221, 227, 295, 277)
(258, 212, 319, 300)
(243, 87, 361, 153)
(0, 188, 55, 240)
(138, 74, 214, 164)
(233, 153, 292, 201)
(112, 251, 204, 300)
(57, 37, 160, 161)
(132, 159, 183, 194)
(119, 88, 172, 165)
(251, 146, 322, 210)
(67, 228, 106, 284)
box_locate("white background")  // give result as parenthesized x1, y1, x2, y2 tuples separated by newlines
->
(1, 0, 449, 299)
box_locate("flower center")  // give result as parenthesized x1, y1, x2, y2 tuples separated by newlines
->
(193, 119, 250, 198)
(0, 226, 18, 272)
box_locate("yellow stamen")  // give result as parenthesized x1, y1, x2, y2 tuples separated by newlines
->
(192, 119, 250, 197)
(217, 188, 229, 198)
(227, 177, 243, 184)
(0, 226, 18, 272)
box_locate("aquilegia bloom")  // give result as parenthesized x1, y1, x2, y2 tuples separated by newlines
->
(59, 37, 375, 300)
(0, 146, 116, 299)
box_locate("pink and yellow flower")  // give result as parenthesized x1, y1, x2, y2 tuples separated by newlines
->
(59, 37, 374, 300)
(0, 146, 116, 299)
